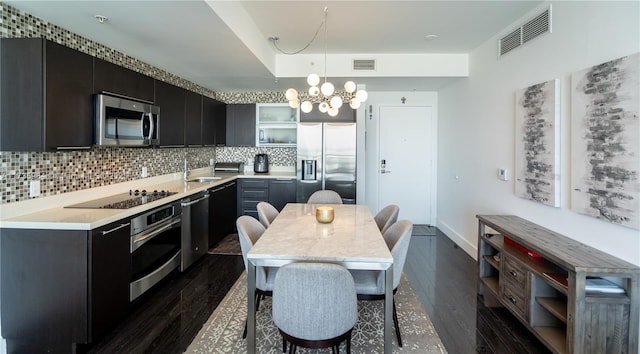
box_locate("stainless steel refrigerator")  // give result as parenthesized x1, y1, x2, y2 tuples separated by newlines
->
(296, 122, 357, 203)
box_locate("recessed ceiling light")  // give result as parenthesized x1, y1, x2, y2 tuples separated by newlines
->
(95, 15, 108, 24)
(424, 34, 438, 41)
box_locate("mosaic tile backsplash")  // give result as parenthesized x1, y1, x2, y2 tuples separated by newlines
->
(0, 147, 295, 203)
(0, 2, 296, 204)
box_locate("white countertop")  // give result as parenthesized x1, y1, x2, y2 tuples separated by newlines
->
(0, 167, 295, 231)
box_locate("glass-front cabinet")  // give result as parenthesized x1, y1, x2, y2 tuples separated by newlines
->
(256, 103, 298, 146)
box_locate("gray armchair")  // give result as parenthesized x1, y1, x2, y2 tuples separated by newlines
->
(374, 204, 399, 234)
(350, 219, 413, 347)
(257, 201, 279, 228)
(272, 262, 358, 353)
(307, 190, 343, 204)
(236, 215, 277, 338)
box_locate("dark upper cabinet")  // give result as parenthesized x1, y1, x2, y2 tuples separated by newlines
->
(185, 91, 203, 146)
(0, 38, 94, 151)
(299, 104, 356, 122)
(226, 104, 256, 147)
(202, 96, 226, 146)
(94, 58, 154, 102)
(154, 81, 186, 147)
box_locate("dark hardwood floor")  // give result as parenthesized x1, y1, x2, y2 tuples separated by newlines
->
(82, 229, 551, 354)
(405, 229, 551, 354)
(82, 254, 245, 354)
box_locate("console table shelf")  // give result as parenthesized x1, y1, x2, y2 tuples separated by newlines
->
(477, 215, 639, 354)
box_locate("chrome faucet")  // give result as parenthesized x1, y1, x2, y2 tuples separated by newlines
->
(183, 155, 190, 180)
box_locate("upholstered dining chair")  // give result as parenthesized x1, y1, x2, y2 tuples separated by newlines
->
(257, 201, 279, 228)
(350, 219, 413, 347)
(307, 190, 343, 204)
(236, 215, 277, 338)
(374, 204, 400, 234)
(272, 262, 358, 354)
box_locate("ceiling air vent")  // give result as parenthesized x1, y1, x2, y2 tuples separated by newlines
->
(498, 6, 552, 57)
(352, 59, 376, 71)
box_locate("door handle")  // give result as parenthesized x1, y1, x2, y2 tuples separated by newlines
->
(381, 170, 391, 174)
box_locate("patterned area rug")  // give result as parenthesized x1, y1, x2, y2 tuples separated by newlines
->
(185, 272, 446, 353)
(208, 233, 241, 255)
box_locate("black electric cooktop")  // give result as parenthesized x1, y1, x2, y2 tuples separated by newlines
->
(65, 189, 177, 209)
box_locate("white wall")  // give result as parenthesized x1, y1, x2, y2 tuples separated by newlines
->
(364, 91, 438, 216)
(438, 1, 640, 265)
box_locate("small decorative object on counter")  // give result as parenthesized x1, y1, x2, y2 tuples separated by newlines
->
(316, 206, 334, 223)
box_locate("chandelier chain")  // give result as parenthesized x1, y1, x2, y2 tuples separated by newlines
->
(269, 7, 327, 56)
(323, 6, 328, 84)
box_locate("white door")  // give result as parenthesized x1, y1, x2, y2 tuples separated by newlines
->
(378, 106, 433, 225)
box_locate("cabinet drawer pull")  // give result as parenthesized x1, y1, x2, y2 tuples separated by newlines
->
(510, 270, 518, 278)
(509, 296, 517, 305)
(101, 223, 130, 235)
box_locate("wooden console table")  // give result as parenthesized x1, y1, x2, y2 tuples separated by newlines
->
(477, 215, 639, 354)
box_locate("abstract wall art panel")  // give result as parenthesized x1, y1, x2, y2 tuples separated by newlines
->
(515, 79, 561, 207)
(571, 53, 640, 229)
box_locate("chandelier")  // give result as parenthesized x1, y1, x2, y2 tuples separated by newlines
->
(273, 7, 368, 116)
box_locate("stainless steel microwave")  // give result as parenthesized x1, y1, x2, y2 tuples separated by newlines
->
(94, 93, 160, 146)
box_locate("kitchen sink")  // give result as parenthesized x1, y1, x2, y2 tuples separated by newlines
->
(186, 176, 222, 183)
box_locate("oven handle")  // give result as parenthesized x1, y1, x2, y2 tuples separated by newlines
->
(131, 218, 181, 252)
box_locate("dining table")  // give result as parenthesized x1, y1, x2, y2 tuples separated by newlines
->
(246, 203, 394, 354)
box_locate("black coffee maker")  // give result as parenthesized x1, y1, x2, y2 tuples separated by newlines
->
(254, 154, 269, 173)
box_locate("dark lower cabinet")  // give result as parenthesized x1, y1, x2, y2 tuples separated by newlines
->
(0, 38, 94, 151)
(237, 178, 270, 219)
(269, 179, 296, 211)
(209, 181, 238, 247)
(94, 57, 154, 102)
(237, 178, 296, 218)
(0, 220, 130, 352)
(90, 221, 131, 341)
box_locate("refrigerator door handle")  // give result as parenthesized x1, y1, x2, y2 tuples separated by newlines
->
(299, 180, 318, 184)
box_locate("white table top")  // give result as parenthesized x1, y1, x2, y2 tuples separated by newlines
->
(248, 203, 393, 269)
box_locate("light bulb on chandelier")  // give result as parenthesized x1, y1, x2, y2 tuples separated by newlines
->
(278, 7, 367, 116)
(285, 83, 367, 116)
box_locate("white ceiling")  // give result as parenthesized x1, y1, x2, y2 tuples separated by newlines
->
(5, 0, 543, 92)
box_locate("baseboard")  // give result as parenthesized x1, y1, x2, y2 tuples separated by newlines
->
(435, 220, 478, 261)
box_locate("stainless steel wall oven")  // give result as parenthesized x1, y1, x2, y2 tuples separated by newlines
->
(130, 201, 182, 301)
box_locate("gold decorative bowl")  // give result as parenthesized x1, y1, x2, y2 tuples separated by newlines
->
(315, 206, 335, 223)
